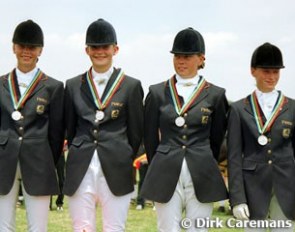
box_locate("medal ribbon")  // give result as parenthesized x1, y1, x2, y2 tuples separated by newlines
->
(168, 76, 206, 115)
(86, 68, 125, 110)
(250, 91, 285, 134)
(8, 69, 43, 110)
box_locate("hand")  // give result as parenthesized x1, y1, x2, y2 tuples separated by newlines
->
(233, 203, 250, 220)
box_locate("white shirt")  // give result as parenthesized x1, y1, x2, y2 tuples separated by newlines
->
(255, 89, 279, 120)
(91, 66, 113, 98)
(16, 67, 38, 95)
(85, 67, 114, 193)
(175, 74, 201, 104)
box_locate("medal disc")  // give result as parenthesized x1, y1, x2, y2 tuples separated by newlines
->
(11, 111, 22, 121)
(175, 116, 185, 127)
(258, 135, 268, 146)
(96, 110, 105, 121)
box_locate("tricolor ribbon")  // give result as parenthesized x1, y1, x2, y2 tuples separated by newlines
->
(86, 68, 125, 110)
(168, 75, 206, 115)
(8, 68, 43, 110)
(250, 91, 285, 134)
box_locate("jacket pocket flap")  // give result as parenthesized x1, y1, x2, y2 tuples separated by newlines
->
(0, 137, 8, 145)
(242, 161, 257, 171)
(71, 137, 84, 147)
(156, 145, 170, 153)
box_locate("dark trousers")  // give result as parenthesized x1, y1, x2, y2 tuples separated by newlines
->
(56, 154, 65, 206)
(136, 163, 148, 206)
(50, 154, 65, 209)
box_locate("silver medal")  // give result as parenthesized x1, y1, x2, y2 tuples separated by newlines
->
(95, 110, 105, 121)
(175, 116, 185, 127)
(11, 111, 22, 121)
(258, 135, 268, 146)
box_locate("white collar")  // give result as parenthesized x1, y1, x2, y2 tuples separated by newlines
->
(175, 74, 200, 86)
(91, 66, 114, 81)
(16, 67, 38, 79)
(255, 89, 278, 98)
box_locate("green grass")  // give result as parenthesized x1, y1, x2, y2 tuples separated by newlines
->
(15, 197, 243, 231)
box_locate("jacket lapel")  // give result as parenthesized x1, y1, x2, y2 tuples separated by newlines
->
(80, 72, 97, 108)
(80, 68, 124, 110)
(2, 70, 45, 103)
(25, 73, 46, 100)
(244, 92, 289, 125)
(166, 77, 209, 113)
(243, 94, 269, 125)
(243, 95, 254, 116)
(188, 81, 209, 109)
(3, 73, 11, 93)
(277, 96, 289, 116)
(101, 68, 123, 101)
(165, 80, 181, 112)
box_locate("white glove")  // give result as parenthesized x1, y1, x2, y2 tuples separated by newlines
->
(233, 203, 250, 220)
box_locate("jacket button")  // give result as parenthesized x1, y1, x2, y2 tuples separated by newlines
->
(182, 145, 186, 149)
(182, 135, 187, 140)
(268, 160, 272, 164)
(267, 150, 272, 154)
(19, 137, 23, 141)
(94, 140, 98, 144)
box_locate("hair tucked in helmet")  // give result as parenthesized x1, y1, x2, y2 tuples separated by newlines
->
(86, 18, 117, 46)
(12, 20, 44, 47)
(251, 42, 284, 69)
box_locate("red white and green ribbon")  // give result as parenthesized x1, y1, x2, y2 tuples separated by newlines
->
(250, 91, 285, 134)
(168, 75, 206, 115)
(8, 68, 43, 110)
(86, 68, 125, 110)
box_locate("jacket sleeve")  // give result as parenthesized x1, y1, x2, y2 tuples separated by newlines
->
(144, 86, 160, 163)
(48, 81, 65, 165)
(210, 89, 229, 161)
(127, 80, 144, 159)
(227, 103, 247, 207)
(64, 80, 77, 146)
